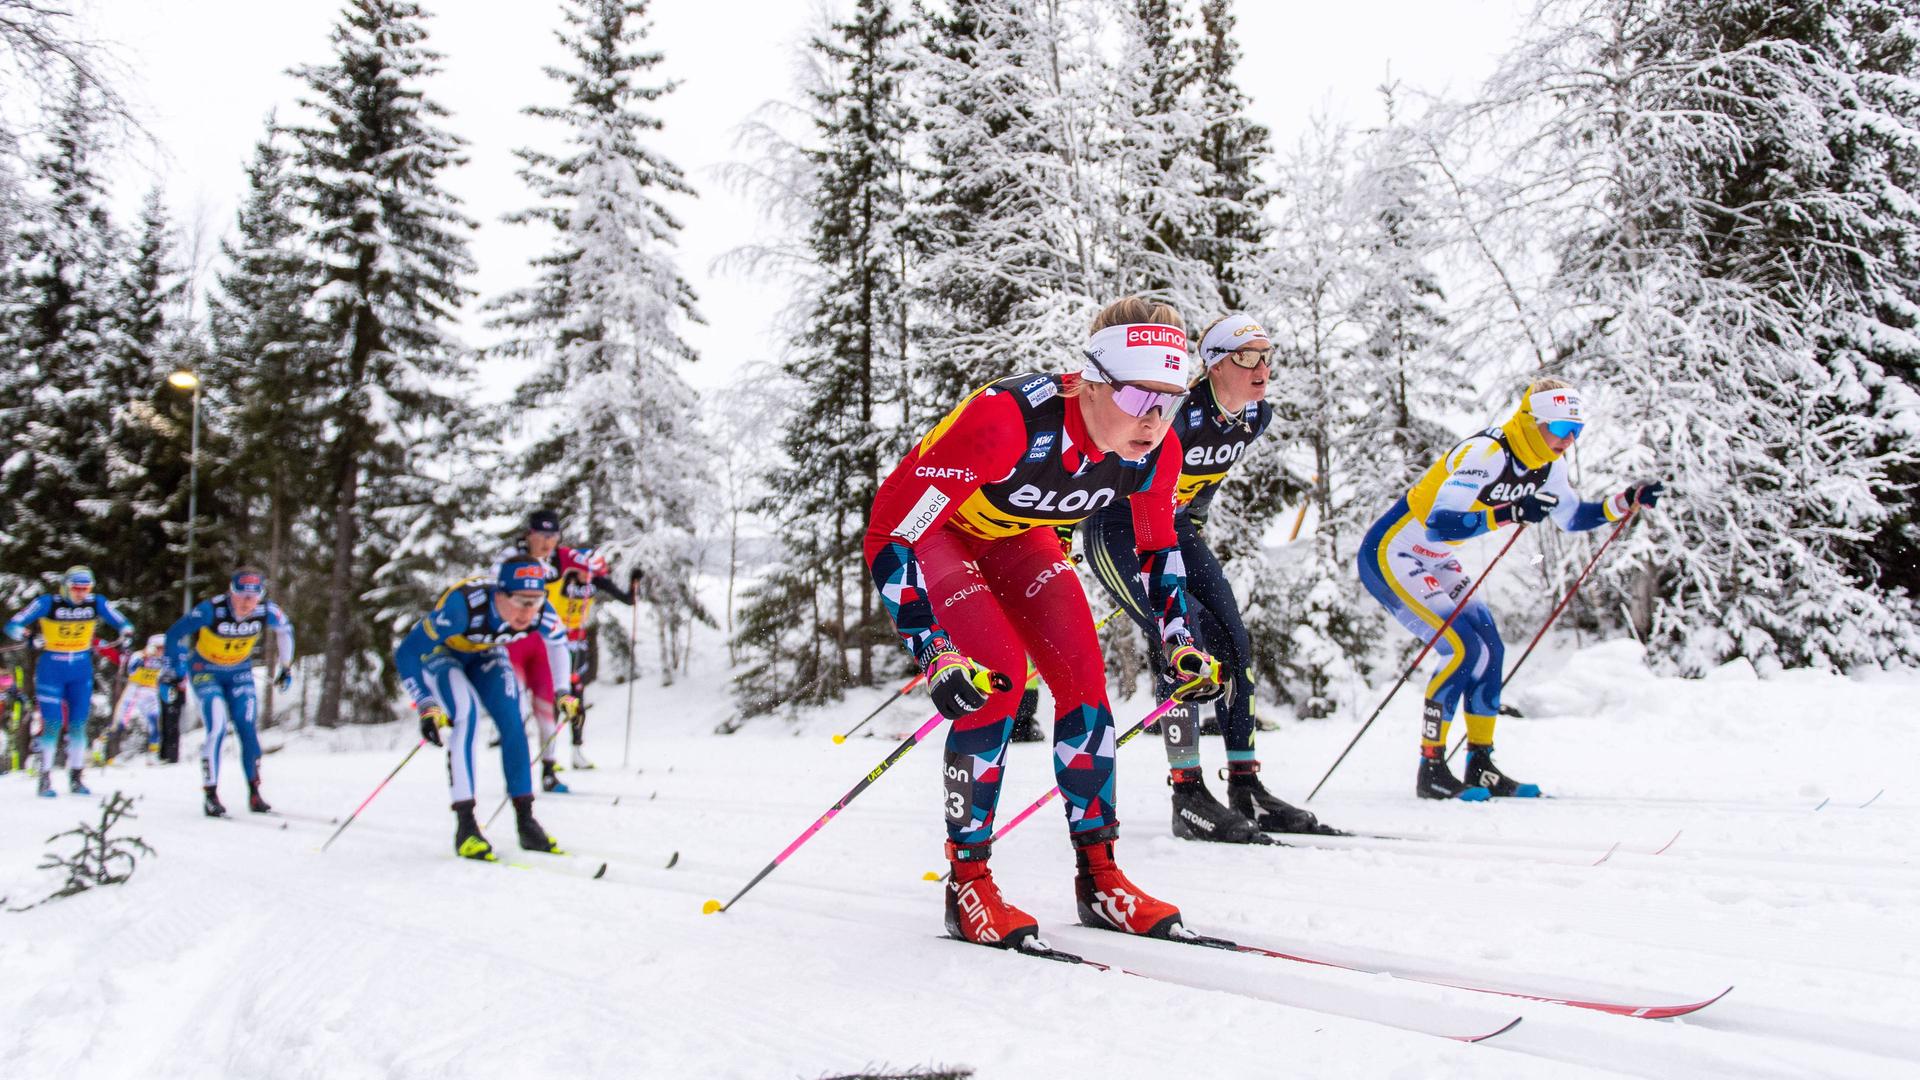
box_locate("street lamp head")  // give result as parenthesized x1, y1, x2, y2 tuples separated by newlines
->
(168, 370, 199, 390)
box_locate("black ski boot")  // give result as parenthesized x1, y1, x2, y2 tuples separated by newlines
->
(1224, 761, 1343, 835)
(540, 760, 570, 794)
(68, 769, 91, 795)
(1463, 744, 1541, 798)
(1008, 689, 1045, 743)
(513, 794, 562, 853)
(1168, 767, 1272, 844)
(1416, 748, 1489, 802)
(452, 799, 494, 860)
(247, 779, 272, 814)
(203, 785, 228, 817)
(36, 770, 53, 798)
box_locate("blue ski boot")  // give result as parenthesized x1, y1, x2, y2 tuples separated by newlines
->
(68, 769, 90, 796)
(1417, 748, 1489, 802)
(37, 770, 55, 798)
(1463, 744, 1541, 798)
(540, 761, 569, 794)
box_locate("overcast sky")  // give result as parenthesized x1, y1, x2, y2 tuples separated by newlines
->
(83, 0, 1527, 399)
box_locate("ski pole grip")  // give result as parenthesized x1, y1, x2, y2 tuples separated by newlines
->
(974, 670, 1015, 695)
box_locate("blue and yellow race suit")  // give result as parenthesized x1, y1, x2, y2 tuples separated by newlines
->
(394, 579, 570, 804)
(5, 592, 132, 772)
(1358, 411, 1630, 751)
(166, 594, 294, 787)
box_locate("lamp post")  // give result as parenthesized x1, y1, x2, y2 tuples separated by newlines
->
(168, 370, 201, 615)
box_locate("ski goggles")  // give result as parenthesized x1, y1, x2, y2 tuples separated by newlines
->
(1223, 346, 1274, 370)
(1543, 420, 1584, 440)
(1083, 354, 1187, 419)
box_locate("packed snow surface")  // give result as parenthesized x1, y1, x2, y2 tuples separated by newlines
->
(3, 639, 1916, 1078)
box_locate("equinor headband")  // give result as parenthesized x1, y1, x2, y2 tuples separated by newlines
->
(1081, 323, 1190, 386)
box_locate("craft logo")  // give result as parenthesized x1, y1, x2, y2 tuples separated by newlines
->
(914, 466, 977, 484)
(1125, 326, 1186, 350)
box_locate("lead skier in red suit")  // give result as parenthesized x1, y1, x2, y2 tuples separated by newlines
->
(864, 297, 1228, 954)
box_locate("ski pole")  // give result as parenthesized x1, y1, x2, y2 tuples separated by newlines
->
(486, 697, 581, 828)
(704, 668, 1014, 915)
(1446, 505, 1639, 763)
(321, 738, 429, 852)
(834, 605, 1123, 745)
(1305, 523, 1530, 802)
(623, 599, 638, 769)
(932, 694, 1186, 882)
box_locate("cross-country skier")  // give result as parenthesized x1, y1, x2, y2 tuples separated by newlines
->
(1357, 379, 1664, 799)
(393, 558, 570, 860)
(543, 546, 637, 770)
(1083, 313, 1340, 843)
(489, 509, 599, 791)
(865, 297, 1227, 953)
(114, 635, 171, 759)
(5, 567, 133, 797)
(165, 567, 295, 816)
(0, 667, 27, 774)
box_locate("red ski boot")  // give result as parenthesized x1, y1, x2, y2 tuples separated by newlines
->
(944, 840, 1040, 949)
(1073, 828, 1184, 938)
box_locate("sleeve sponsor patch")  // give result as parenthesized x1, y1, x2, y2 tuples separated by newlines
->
(891, 487, 951, 544)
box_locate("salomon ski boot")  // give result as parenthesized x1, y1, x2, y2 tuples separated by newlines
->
(1074, 828, 1185, 938)
(1224, 761, 1342, 835)
(1463, 744, 1541, 798)
(452, 799, 495, 860)
(1416, 748, 1489, 802)
(68, 769, 90, 795)
(37, 770, 54, 798)
(247, 779, 272, 814)
(203, 785, 228, 817)
(540, 761, 569, 794)
(945, 840, 1041, 949)
(513, 795, 562, 853)
(1168, 767, 1270, 844)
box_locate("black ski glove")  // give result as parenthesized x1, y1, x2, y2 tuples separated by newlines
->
(418, 704, 450, 747)
(1623, 480, 1665, 509)
(922, 640, 1009, 721)
(1512, 490, 1560, 525)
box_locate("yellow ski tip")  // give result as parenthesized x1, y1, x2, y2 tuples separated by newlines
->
(701, 899, 723, 914)
(831, 734, 846, 744)
(922, 871, 940, 881)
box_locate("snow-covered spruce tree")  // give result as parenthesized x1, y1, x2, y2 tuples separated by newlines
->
(731, 0, 918, 718)
(1186, 0, 1271, 312)
(1450, 0, 1920, 672)
(0, 82, 118, 591)
(95, 188, 203, 631)
(286, 0, 476, 724)
(488, 0, 709, 686)
(912, 0, 1111, 407)
(1342, 86, 1469, 508)
(1219, 117, 1384, 717)
(209, 117, 330, 665)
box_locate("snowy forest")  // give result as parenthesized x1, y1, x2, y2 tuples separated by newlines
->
(1, 0, 1916, 729)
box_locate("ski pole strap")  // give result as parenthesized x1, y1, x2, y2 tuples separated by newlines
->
(1305, 523, 1530, 802)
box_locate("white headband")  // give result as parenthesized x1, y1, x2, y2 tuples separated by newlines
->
(1082, 323, 1190, 385)
(1527, 387, 1585, 423)
(1199, 313, 1270, 368)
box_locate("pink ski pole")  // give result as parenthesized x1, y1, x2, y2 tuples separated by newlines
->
(705, 670, 1013, 914)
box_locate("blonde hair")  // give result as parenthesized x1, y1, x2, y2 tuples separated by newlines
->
(1524, 376, 1570, 395)
(1089, 296, 1183, 336)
